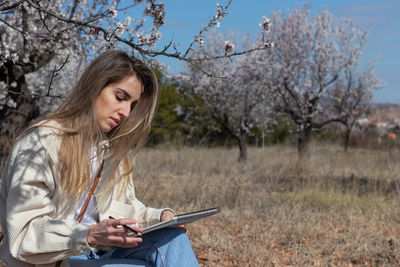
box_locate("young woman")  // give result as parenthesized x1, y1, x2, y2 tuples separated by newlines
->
(0, 50, 199, 267)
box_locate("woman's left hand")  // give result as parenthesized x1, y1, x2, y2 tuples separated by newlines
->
(160, 210, 187, 233)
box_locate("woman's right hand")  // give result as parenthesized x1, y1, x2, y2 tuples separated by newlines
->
(86, 218, 143, 248)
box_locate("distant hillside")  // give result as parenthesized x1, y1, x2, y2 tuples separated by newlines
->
(368, 103, 400, 126)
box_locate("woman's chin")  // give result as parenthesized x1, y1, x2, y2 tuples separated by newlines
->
(100, 124, 113, 133)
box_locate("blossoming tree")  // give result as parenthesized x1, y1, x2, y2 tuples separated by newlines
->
(264, 8, 379, 154)
(328, 58, 384, 151)
(181, 32, 274, 162)
(0, 0, 271, 166)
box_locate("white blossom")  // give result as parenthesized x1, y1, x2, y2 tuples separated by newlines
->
(263, 41, 274, 48)
(6, 98, 17, 108)
(109, 7, 117, 18)
(10, 81, 17, 88)
(224, 40, 234, 53)
(124, 16, 132, 26)
(117, 22, 124, 29)
(22, 56, 30, 63)
(198, 37, 205, 46)
(215, 3, 225, 19)
(259, 16, 272, 32)
(0, 81, 6, 91)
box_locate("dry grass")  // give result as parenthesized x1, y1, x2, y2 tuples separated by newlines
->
(1, 144, 400, 266)
(133, 144, 400, 266)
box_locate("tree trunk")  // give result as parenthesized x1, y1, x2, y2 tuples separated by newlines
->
(343, 127, 351, 152)
(0, 67, 40, 170)
(297, 126, 311, 157)
(215, 114, 248, 163)
(0, 52, 55, 170)
(237, 133, 248, 163)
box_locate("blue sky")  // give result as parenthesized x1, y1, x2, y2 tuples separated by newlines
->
(154, 0, 400, 103)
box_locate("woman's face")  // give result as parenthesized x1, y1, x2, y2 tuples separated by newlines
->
(94, 75, 143, 132)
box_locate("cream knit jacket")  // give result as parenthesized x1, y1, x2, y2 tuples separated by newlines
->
(0, 123, 168, 267)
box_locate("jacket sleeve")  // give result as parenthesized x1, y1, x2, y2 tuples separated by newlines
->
(3, 132, 93, 264)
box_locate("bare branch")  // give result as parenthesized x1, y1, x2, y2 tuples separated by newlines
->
(0, 0, 25, 12)
(191, 45, 268, 62)
(32, 0, 51, 33)
(1, 88, 64, 98)
(183, 0, 233, 58)
(46, 55, 70, 96)
(68, 0, 80, 20)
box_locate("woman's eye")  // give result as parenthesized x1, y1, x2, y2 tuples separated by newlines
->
(116, 95, 124, 101)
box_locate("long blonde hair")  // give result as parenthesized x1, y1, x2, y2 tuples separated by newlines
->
(29, 50, 158, 197)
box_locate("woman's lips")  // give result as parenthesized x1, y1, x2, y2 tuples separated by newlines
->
(110, 117, 119, 127)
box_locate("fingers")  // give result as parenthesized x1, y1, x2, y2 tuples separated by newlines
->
(109, 218, 137, 227)
(86, 218, 143, 247)
(108, 218, 143, 235)
(160, 210, 175, 221)
(176, 224, 187, 233)
(108, 235, 143, 247)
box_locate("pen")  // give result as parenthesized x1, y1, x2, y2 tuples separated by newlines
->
(108, 216, 142, 237)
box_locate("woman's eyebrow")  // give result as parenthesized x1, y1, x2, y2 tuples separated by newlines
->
(116, 88, 131, 98)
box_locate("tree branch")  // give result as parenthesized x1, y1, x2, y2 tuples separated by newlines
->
(24, 0, 268, 72)
(46, 55, 70, 96)
(183, 0, 232, 58)
(0, 0, 25, 12)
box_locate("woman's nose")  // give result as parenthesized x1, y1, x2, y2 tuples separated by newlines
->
(118, 104, 131, 119)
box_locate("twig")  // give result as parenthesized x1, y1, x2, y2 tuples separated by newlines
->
(183, 0, 233, 58)
(191, 45, 268, 62)
(0, 0, 25, 12)
(33, 0, 51, 33)
(46, 55, 70, 96)
(3, 88, 64, 99)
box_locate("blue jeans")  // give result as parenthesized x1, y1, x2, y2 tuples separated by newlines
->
(68, 228, 199, 267)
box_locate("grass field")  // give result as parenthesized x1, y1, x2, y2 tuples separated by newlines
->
(133, 144, 400, 266)
(1, 143, 400, 266)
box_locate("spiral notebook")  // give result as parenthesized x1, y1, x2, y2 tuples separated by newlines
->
(129, 207, 221, 236)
